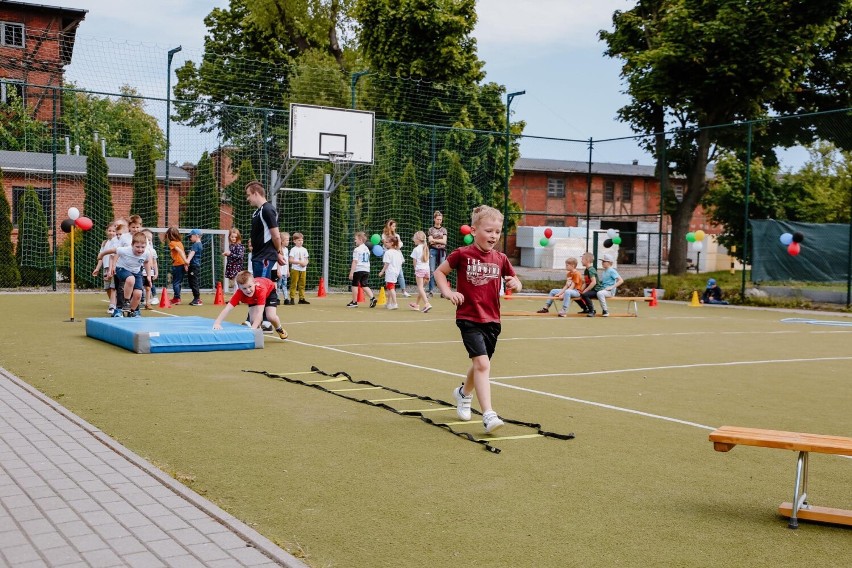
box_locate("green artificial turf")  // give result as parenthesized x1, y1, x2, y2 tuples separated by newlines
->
(0, 291, 850, 567)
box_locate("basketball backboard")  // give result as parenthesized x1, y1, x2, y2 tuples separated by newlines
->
(289, 103, 375, 164)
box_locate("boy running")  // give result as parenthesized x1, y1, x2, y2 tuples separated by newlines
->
(212, 271, 288, 340)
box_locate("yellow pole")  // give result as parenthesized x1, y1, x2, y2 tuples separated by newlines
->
(70, 226, 75, 322)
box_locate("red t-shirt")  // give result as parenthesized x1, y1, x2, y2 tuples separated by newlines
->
(446, 245, 516, 323)
(228, 277, 276, 307)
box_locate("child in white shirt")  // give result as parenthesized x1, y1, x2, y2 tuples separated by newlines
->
(378, 234, 404, 310)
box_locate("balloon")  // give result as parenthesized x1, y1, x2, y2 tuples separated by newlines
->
(539, 237, 549, 247)
(686, 232, 696, 242)
(460, 224, 471, 235)
(792, 232, 805, 244)
(548, 238, 557, 247)
(463, 234, 474, 245)
(60, 218, 75, 233)
(606, 228, 617, 238)
(692, 241, 704, 252)
(67, 207, 80, 220)
(370, 233, 381, 245)
(780, 233, 793, 246)
(544, 227, 553, 239)
(74, 216, 93, 231)
(372, 244, 384, 257)
(612, 236, 622, 245)
(787, 242, 801, 256)
(694, 230, 705, 241)
(603, 238, 613, 248)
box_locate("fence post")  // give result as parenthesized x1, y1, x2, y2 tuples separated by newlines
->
(51, 85, 58, 291)
(740, 122, 753, 300)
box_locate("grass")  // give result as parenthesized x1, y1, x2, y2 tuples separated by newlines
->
(1, 291, 851, 567)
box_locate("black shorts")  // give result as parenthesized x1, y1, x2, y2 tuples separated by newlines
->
(456, 319, 501, 359)
(351, 271, 370, 288)
(249, 289, 280, 309)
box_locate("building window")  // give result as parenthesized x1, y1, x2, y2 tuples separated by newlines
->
(673, 184, 684, 202)
(1, 80, 25, 105)
(547, 177, 565, 197)
(1, 22, 25, 48)
(621, 181, 633, 201)
(604, 181, 615, 202)
(12, 187, 53, 227)
(545, 218, 565, 228)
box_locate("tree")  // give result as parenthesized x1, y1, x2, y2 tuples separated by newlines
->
(78, 143, 115, 288)
(439, 150, 472, 252)
(600, 0, 850, 274)
(0, 91, 51, 152)
(63, 85, 165, 159)
(130, 137, 158, 226)
(181, 152, 220, 232)
(0, 168, 22, 287)
(15, 186, 52, 286)
(784, 142, 852, 224)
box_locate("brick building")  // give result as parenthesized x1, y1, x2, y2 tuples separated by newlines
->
(0, 1, 86, 121)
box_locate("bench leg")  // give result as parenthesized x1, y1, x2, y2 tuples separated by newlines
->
(789, 451, 809, 529)
(627, 300, 638, 316)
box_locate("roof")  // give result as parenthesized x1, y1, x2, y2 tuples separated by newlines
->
(0, 1, 87, 16)
(0, 150, 191, 181)
(515, 157, 659, 177)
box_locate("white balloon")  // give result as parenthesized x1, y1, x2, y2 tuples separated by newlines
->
(692, 241, 704, 252)
(68, 207, 80, 220)
(606, 228, 617, 238)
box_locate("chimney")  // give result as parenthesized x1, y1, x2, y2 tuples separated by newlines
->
(74, 144, 80, 155)
(632, 159, 639, 165)
(93, 131, 99, 142)
(128, 150, 132, 159)
(101, 139, 106, 157)
(65, 136, 71, 155)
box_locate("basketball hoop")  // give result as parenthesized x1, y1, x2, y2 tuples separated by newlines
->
(327, 150, 354, 177)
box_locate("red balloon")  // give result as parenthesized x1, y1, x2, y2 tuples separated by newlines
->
(74, 216, 93, 231)
(460, 224, 471, 235)
(544, 228, 553, 239)
(787, 242, 801, 256)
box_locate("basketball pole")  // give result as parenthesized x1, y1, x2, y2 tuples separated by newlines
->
(323, 173, 331, 291)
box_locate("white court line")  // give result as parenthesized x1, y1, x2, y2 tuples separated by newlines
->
(493, 356, 852, 381)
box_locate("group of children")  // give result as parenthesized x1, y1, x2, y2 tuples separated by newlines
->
(536, 252, 624, 317)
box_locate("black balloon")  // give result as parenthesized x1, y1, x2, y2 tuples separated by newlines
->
(792, 232, 805, 243)
(60, 218, 75, 233)
(603, 238, 613, 248)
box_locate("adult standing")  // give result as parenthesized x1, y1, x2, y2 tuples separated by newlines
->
(426, 210, 447, 296)
(245, 180, 287, 326)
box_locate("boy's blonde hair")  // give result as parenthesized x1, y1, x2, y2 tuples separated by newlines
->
(355, 231, 366, 242)
(114, 218, 127, 230)
(471, 205, 503, 227)
(565, 257, 578, 267)
(292, 232, 304, 241)
(131, 232, 147, 245)
(128, 215, 143, 227)
(235, 270, 254, 285)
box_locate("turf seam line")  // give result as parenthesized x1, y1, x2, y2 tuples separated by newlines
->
(243, 367, 575, 454)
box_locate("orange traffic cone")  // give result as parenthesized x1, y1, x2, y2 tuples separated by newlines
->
(214, 282, 225, 305)
(357, 284, 365, 303)
(649, 288, 658, 307)
(317, 277, 327, 297)
(159, 290, 172, 309)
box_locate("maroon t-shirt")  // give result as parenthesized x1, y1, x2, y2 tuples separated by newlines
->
(229, 277, 276, 307)
(446, 245, 516, 323)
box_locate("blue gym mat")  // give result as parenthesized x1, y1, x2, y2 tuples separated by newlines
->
(86, 316, 264, 354)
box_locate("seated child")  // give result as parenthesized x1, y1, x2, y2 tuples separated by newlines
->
(595, 254, 623, 317)
(212, 270, 288, 340)
(537, 257, 583, 317)
(702, 278, 729, 305)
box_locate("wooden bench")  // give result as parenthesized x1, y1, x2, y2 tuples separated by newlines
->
(709, 426, 852, 528)
(503, 294, 652, 316)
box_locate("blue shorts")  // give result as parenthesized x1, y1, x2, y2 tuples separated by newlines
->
(115, 267, 143, 291)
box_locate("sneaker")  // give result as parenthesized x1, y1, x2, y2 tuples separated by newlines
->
(586, 311, 596, 317)
(149, 295, 157, 304)
(483, 410, 504, 434)
(403, 290, 411, 297)
(171, 297, 181, 305)
(557, 310, 567, 317)
(261, 322, 274, 332)
(242, 321, 252, 327)
(346, 301, 358, 308)
(427, 291, 434, 297)
(536, 307, 550, 314)
(369, 297, 377, 308)
(453, 385, 473, 421)
(422, 304, 432, 313)
(128, 310, 141, 318)
(602, 310, 609, 317)
(189, 299, 202, 306)
(409, 303, 420, 311)
(298, 299, 310, 305)
(387, 303, 398, 310)
(276, 328, 289, 340)
(112, 309, 123, 318)
(107, 306, 115, 315)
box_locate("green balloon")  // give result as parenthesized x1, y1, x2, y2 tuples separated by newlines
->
(370, 233, 381, 245)
(686, 232, 696, 242)
(540, 237, 549, 247)
(463, 234, 474, 245)
(612, 236, 622, 245)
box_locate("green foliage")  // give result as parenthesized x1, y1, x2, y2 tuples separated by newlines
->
(0, 90, 51, 152)
(78, 143, 115, 288)
(600, 0, 850, 274)
(181, 152, 220, 231)
(784, 142, 852, 223)
(63, 85, 165, 158)
(0, 168, 22, 287)
(225, 159, 258, 240)
(440, 150, 471, 252)
(15, 186, 52, 286)
(130, 138, 158, 226)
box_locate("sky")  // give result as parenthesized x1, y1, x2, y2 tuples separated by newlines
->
(60, 0, 640, 164)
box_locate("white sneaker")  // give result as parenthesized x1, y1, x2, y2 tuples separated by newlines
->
(483, 411, 504, 434)
(403, 290, 411, 297)
(149, 295, 157, 304)
(453, 385, 473, 421)
(387, 303, 398, 310)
